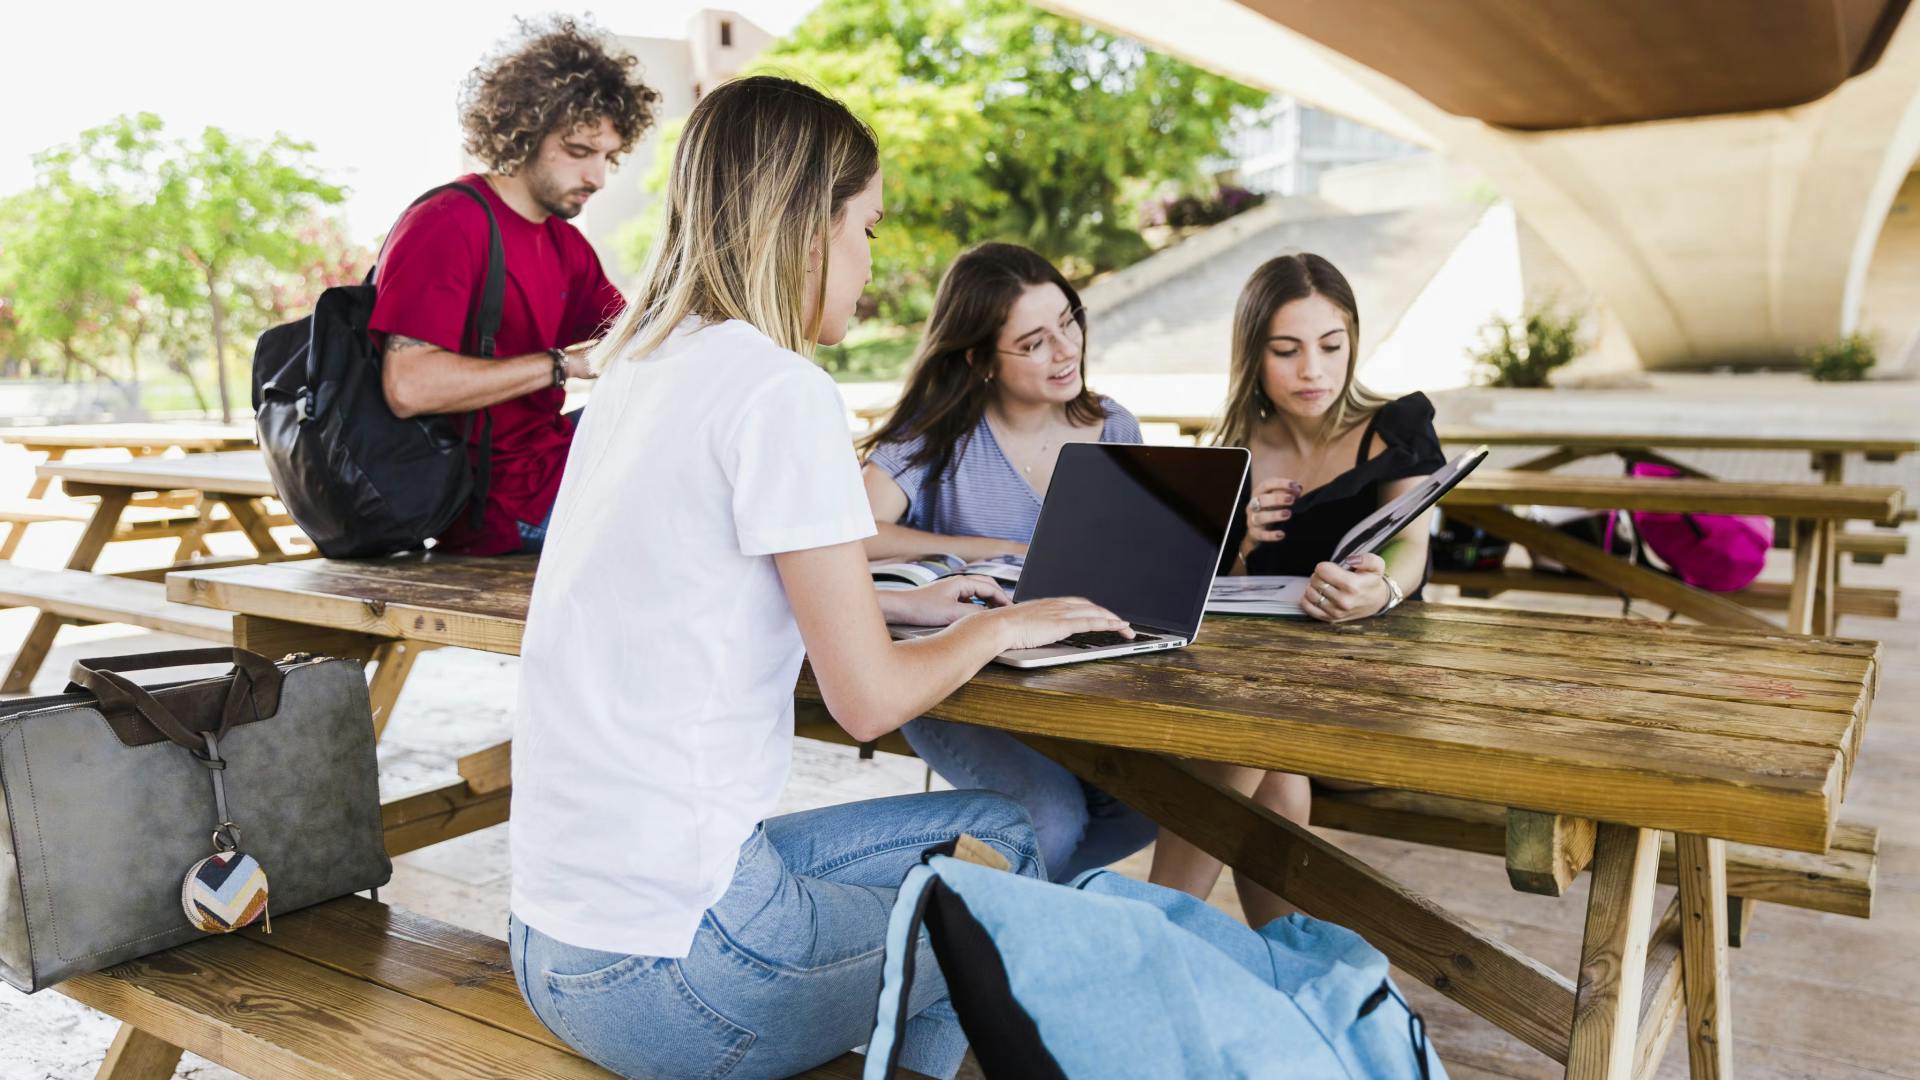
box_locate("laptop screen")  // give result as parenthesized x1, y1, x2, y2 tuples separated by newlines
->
(1014, 444, 1249, 638)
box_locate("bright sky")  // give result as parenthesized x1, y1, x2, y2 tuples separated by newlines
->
(0, 1, 819, 243)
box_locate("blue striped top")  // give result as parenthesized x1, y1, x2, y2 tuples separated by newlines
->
(866, 399, 1143, 542)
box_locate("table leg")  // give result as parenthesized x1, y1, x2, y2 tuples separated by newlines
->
(171, 495, 219, 562)
(1785, 520, 1821, 635)
(366, 640, 426, 740)
(1814, 521, 1839, 637)
(3, 447, 63, 559)
(1024, 736, 1579, 1063)
(2, 490, 131, 694)
(1569, 823, 1662, 1079)
(1445, 505, 1777, 631)
(1676, 835, 1733, 1077)
(26, 447, 64, 500)
(218, 496, 288, 558)
(95, 1023, 184, 1080)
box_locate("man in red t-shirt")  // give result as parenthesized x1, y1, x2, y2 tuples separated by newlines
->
(372, 18, 660, 555)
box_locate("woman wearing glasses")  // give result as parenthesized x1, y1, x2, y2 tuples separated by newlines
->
(858, 241, 1155, 881)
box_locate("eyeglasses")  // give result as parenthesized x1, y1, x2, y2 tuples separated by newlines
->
(997, 307, 1086, 362)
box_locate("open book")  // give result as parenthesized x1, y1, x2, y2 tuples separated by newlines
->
(871, 553, 1024, 591)
(1205, 445, 1488, 616)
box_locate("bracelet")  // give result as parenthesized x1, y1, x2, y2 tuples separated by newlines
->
(1379, 571, 1405, 612)
(548, 348, 568, 389)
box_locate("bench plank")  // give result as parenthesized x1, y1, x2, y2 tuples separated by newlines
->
(64, 933, 607, 1080)
(1434, 568, 1902, 621)
(66, 897, 913, 1080)
(0, 566, 234, 640)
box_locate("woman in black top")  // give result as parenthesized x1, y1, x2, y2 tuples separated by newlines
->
(1150, 252, 1446, 927)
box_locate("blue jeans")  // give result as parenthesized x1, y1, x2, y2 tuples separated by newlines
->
(902, 717, 1157, 882)
(510, 790, 1044, 1080)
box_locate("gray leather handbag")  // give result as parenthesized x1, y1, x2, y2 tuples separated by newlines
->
(0, 647, 391, 992)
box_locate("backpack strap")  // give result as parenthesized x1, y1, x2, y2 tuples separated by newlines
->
(370, 182, 506, 358)
(368, 181, 509, 531)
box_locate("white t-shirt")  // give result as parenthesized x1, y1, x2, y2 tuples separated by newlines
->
(509, 318, 876, 957)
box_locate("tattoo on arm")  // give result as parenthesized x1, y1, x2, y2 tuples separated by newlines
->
(384, 334, 437, 355)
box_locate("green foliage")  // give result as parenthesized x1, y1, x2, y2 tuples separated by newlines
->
(623, 0, 1266, 324)
(815, 324, 921, 382)
(0, 113, 356, 419)
(1470, 307, 1585, 388)
(1805, 332, 1876, 382)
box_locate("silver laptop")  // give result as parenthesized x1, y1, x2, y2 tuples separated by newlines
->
(893, 443, 1250, 668)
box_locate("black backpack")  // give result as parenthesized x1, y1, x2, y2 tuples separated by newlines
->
(253, 183, 503, 558)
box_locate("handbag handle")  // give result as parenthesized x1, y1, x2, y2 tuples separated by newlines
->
(68, 648, 284, 753)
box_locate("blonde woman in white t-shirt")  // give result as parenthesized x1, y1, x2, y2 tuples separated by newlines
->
(507, 76, 1131, 1080)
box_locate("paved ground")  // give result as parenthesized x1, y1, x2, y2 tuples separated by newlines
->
(3, 373, 1917, 1077)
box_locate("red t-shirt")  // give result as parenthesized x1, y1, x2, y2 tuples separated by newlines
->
(369, 174, 624, 554)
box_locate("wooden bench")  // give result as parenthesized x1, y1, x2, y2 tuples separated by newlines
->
(1433, 567, 1904, 621)
(0, 565, 234, 690)
(0, 498, 207, 559)
(61, 894, 907, 1080)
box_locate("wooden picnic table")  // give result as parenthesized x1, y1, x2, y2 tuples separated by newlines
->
(0, 421, 256, 455)
(164, 553, 1883, 1077)
(0, 422, 257, 556)
(1, 451, 303, 694)
(1136, 413, 1920, 476)
(1440, 468, 1905, 636)
(1433, 426, 1920, 485)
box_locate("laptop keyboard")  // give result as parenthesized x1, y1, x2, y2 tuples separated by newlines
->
(1059, 630, 1160, 649)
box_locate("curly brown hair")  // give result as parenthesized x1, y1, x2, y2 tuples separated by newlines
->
(459, 16, 661, 175)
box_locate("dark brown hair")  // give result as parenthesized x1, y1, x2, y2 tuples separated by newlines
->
(860, 242, 1105, 488)
(1214, 252, 1388, 450)
(459, 16, 661, 174)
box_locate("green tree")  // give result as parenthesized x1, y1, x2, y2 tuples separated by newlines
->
(0, 114, 349, 420)
(624, 0, 1265, 324)
(151, 125, 346, 421)
(0, 116, 161, 390)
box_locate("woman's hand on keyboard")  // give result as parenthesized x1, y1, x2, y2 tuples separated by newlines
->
(988, 597, 1134, 651)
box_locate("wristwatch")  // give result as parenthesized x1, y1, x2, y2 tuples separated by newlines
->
(548, 348, 568, 388)
(1380, 572, 1405, 612)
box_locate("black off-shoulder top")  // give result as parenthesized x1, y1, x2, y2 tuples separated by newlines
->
(1220, 392, 1448, 579)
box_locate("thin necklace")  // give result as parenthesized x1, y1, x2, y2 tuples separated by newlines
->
(991, 413, 1056, 475)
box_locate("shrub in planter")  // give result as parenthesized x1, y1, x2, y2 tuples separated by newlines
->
(1470, 308, 1585, 389)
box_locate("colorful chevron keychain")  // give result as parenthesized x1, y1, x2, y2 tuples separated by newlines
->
(181, 730, 271, 934)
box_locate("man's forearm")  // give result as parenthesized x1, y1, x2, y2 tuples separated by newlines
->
(382, 337, 555, 417)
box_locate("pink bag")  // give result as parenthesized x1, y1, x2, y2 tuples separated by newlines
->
(1617, 462, 1773, 592)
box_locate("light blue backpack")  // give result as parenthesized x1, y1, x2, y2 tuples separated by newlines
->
(867, 855, 1445, 1079)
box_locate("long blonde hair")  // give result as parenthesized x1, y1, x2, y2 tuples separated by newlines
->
(1214, 253, 1389, 451)
(594, 75, 878, 367)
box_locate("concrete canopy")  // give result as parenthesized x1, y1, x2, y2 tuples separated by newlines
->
(1042, 0, 1920, 369)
